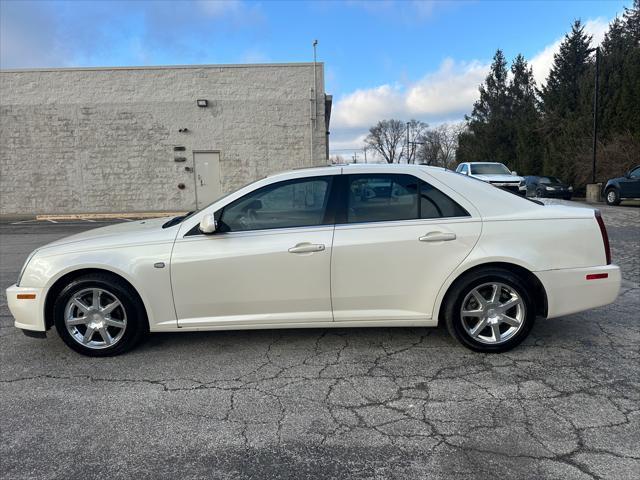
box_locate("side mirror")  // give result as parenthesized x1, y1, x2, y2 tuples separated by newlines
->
(199, 213, 217, 234)
(511, 171, 518, 176)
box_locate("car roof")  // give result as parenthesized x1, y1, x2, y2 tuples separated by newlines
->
(267, 163, 445, 179)
(466, 162, 504, 165)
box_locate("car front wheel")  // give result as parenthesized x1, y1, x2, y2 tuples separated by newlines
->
(53, 273, 147, 356)
(444, 269, 536, 353)
(605, 188, 621, 206)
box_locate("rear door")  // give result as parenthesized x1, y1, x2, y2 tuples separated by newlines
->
(331, 172, 481, 323)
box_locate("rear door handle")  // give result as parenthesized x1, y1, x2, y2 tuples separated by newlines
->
(288, 243, 325, 254)
(419, 232, 456, 242)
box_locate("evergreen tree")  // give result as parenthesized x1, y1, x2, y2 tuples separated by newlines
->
(456, 6, 639, 188)
(457, 49, 513, 166)
(509, 54, 542, 174)
(540, 20, 594, 184)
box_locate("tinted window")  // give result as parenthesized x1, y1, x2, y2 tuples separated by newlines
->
(459, 164, 468, 174)
(420, 183, 469, 219)
(221, 177, 331, 232)
(629, 167, 640, 179)
(539, 176, 561, 184)
(347, 174, 418, 223)
(470, 163, 511, 175)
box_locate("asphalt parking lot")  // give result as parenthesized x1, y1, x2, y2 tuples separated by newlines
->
(1, 202, 639, 480)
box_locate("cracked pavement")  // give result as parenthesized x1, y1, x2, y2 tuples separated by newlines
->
(1, 202, 639, 479)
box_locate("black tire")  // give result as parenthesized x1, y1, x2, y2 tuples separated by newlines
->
(605, 188, 621, 206)
(535, 188, 545, 198)
(563, 195, 572, 201)
(444, 268, 536, 353)
(53, 273, 147, 356)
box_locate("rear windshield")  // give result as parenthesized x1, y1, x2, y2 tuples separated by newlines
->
(470, 164, 511, 175)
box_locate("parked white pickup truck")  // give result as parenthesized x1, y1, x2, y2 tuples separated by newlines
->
(455, 162, 524, 195)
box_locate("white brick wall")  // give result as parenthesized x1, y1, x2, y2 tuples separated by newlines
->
(0, 63, 329, 215)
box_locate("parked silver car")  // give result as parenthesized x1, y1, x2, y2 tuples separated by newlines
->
(456, 162, 524, 195)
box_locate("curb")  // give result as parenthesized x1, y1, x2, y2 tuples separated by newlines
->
(35, 212, 188, 221)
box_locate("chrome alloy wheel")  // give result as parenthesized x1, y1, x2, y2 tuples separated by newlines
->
(460, 282, 525, 345)
(607, 190, 617, 203)
(64, 288, 127, 349)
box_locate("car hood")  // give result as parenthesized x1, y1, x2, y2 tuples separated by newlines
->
(473, 174, 523, 183)
(38, 216, 177, 253)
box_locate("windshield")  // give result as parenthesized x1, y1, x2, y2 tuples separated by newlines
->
(470, 163, 512, 175)
(538, 176, 561, 184)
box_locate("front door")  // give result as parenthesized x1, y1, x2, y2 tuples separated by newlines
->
(331, 173, 481, 323)
(194, 151, 222, 208)
(171, 175, 336, 327)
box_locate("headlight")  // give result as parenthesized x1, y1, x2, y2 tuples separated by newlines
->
(568, 186, 573, 191)
(16, 250, 38, 287)
(544, 185, 551, 190)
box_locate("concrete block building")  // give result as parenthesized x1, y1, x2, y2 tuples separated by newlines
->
(0, 63, 331, 215)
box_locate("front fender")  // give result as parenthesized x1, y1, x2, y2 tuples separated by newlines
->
(22, 244, 177, 331)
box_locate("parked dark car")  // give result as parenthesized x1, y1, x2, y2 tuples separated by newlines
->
(519, 176, 573, 200)
(603, 166, 640, 205)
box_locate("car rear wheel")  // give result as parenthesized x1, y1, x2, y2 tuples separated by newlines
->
(535, 188, 545, 198)
(53, 273, 147, 356)
(605, 188, 621, 206)
(444, 268, 536, 353)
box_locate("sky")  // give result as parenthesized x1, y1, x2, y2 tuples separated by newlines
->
(0, 0, 630, 159)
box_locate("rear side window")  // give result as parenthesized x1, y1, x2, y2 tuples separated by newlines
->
(345, 174, 469, 223)
(420, 183, 469, 219)
(347, 174, 418, 223)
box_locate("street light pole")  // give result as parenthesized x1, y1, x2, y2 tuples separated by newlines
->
(592, 47, 599, 184)
(406, 122, 410, 164)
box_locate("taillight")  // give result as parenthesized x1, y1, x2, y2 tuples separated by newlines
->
(595, 210, 611, 265)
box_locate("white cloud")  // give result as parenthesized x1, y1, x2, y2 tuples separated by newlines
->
(332, 58, 488, 129)
(197, 0, 244, 16)
(531, 17, 610, 86)
(406, 59, 488, 116)
(332, 84, 405, 128)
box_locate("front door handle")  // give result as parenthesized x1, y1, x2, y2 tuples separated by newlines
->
(419, 232, 456, 242)
(288, 243, 326, 254)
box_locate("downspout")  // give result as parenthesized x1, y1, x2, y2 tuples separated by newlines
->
(310, 40, 318, 165)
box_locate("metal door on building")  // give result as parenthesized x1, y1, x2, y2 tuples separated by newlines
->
(193, 151, 222, 208)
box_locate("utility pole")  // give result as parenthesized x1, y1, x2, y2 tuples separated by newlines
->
(406, 122, 410, 164)
(363, 147, 368, 164)
(592, 47, 599, 184)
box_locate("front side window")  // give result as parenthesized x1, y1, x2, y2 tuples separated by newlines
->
(629, 167, 640, 179)
(458, 164, 468, 174)
(220, 176, 332, 232)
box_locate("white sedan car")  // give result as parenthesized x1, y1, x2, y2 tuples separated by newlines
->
(7, 164, 621, 356)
